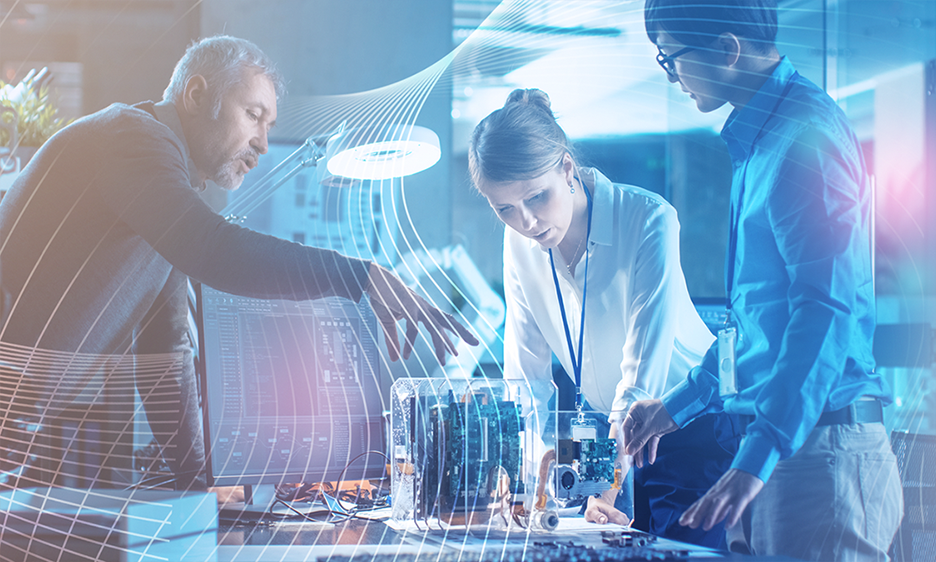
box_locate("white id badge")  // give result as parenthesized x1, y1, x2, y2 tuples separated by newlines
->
(718, 326, 738, 398)
(570, 416, 597, 440)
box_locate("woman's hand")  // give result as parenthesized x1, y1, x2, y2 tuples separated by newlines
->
(585, 493, 631, 526)
(620, 399, 678, 468)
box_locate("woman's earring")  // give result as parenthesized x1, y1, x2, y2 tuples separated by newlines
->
(569, 182, 575, 194)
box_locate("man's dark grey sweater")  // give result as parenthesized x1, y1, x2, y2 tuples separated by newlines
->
(0, 101, 371, 488)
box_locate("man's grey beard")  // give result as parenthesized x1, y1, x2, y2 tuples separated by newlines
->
(212, 148, 259, 191)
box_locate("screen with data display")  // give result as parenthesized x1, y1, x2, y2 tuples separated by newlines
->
(198, 285, 386, 486)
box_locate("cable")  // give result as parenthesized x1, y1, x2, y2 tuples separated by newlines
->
(269, 498, 354, 524)
(264, 450, 392, 524)
(328, 449, 391, 516)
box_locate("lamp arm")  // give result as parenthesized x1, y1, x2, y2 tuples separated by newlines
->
(221, 137, 325, 221)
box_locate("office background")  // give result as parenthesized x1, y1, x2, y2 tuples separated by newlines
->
(0, 0, 933, 434)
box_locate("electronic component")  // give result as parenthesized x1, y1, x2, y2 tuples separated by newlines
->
(319, 538, 697, 562)
(551, 415, 620, 504)
(390, 378, 556, 531)
(601, 529, 659, 548)
(422, 390, 524, 522)
(390, 381, 625, 532)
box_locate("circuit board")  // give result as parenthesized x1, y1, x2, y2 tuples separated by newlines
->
(422, 391, 524, 516)
(578, 438, 616, 482)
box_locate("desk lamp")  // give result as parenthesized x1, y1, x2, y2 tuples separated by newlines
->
(222, 123, 441, 222)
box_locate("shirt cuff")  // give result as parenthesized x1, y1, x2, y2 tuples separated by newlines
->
(730, 432, 782, 484)
(660, 364, 719, 428)
(660, 376, 709, 429)
(609, 387, 654, 423)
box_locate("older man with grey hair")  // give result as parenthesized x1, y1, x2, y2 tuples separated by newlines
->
(0, 35, 475, 491)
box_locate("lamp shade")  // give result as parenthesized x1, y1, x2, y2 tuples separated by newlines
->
(325, 124, 441, 181)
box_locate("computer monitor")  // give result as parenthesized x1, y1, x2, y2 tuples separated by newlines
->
(197, 285, 387, 487)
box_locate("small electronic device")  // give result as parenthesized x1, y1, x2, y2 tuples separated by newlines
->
(390, 378, 553, 530)
(422, 389, 525, 520)
(389, 379, 622, 532)
(551, 412, 620, 503)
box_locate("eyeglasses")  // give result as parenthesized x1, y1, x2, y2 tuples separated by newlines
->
(655, 46, 696, 78)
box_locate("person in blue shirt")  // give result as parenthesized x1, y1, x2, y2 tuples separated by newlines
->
(618, 1, 903, 560)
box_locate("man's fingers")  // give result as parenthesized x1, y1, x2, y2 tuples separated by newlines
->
(724, 491, 756, 529)
(647, 435, 660, 465)
(420, 305, 473, 355)
(380, 319, 400, 362)
(620, 412, 637, 437)
(429, 311, 459, 355)
(429, 328, 457, 366)
(702, 495, 730, 531)
(725, 504, 743, 529)
(402, 319, 419, 360)
(624, 415, 650, 468)
(679, 498, 703, 528)
(623, 429, 649, 458)
(717, 502, 736, 532)
(445, 312, 479, 345)
(679, 469, 763, 532)
(368, 266, 479, 364)
(427, 326, 448, 366)
(620, 418, 638, 455)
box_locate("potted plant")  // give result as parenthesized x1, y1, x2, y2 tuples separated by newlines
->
(0, 67, 73, 165)
(0, 67, 73, 199)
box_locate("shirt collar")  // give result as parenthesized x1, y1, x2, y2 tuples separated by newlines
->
(531, 166, 614, 253)
(721, 56, 797, 161)
(153, 100, 204, 189)
(581, 167, 613, 247)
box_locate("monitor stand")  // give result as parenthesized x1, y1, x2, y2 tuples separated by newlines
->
(217, 484, 277, 524)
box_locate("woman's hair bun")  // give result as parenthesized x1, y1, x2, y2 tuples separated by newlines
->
(504, 88, 552, 115)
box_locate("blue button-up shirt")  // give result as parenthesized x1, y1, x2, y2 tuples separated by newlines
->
(661, 57, 891, 483)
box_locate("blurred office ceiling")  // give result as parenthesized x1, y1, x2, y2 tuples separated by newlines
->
(449, 0, 693, 152)
(448, 0, 936, 151)
(0, 0, 933, 142)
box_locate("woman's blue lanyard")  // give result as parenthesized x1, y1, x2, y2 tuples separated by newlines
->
(548, 180, 593, 416)
(725, 76, 797, 325)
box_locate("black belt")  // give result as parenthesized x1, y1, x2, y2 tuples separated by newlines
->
(737, 399, 883, 434)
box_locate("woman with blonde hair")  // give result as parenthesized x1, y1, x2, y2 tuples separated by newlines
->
(468, 88, 738, 548)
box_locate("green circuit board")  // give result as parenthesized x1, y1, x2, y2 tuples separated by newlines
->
(578, 438, 616, 482)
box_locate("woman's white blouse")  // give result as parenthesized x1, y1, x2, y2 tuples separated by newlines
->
(503, 168, 715, 420)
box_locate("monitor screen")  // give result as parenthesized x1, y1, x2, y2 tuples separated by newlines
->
(198, 285, 386, 487)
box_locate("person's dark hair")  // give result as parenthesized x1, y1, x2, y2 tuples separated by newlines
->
(468, 88, 575, 188)
(163, 35, 286, 119)
(645, 0, 778, 54)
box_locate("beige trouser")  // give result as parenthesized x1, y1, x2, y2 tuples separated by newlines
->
(728, 423, 903, 562)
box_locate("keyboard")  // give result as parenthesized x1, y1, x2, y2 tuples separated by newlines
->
(318, 532, 699, 562)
